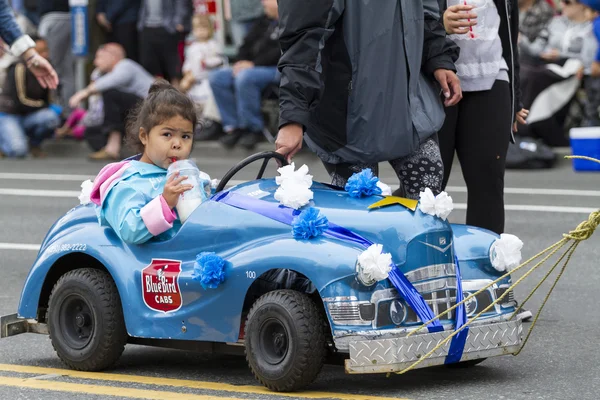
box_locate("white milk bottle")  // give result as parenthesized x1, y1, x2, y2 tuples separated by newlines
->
(166, 160, 210, 223)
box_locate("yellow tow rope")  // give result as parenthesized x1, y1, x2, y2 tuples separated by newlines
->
(391, 155, 600, 375)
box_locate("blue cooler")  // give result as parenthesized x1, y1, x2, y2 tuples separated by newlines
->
(569, 127, 600, 171)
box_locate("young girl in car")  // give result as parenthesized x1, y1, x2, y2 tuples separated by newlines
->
(89, 80, 197, 245)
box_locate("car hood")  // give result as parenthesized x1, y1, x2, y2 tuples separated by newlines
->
(221, 179, 451, 266)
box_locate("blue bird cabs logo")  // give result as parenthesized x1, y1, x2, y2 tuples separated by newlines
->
(141, 259, 183, 313)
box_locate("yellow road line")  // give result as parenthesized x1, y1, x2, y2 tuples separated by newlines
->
(0, 376, 243, 400)
(0, 364, 410, 400)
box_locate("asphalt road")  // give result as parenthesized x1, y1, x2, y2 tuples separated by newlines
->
(0, 140, 599, 400)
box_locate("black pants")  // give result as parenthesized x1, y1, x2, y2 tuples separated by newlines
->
(107, 22, 139, 62)
(139, 27, 181, 82)
(438, 80, 511, 234)
(321, 137, 445, 200)
(102, 89, 142, 136)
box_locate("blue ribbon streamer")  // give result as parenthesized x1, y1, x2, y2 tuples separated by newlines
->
(213, 191, 471, 343)
(445, 257, 469, 364)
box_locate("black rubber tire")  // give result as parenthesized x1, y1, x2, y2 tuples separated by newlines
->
(47, 268, 127, 371)
(445, 358, 487, 368)
(245, 290, 327, 392)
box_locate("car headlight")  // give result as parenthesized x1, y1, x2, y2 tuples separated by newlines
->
(389, 299, 406, 325)
(489, 234, 523, 272)
(463, 292, 478, 316)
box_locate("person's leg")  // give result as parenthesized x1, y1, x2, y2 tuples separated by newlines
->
(234, 66, 279, 149)
(235, 66, 278, 131)
(0, 114, 29, 157)
(388, 136, 445, 200)
(208, 68, 239, 133)
(114, 22, 139, 62)
(21, 108, 61, 156)
(437, 102, 460, 189)
(160, 31, 182, 86)
(43, 16, 76, 111)
(92, 89, 141, 159)
(455, 81, 511, 234)
(321, 161, 379, 188)
(139, 28, 162, 78)
(230, 20, 250, 49)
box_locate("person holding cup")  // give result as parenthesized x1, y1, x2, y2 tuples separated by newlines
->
(88, 80, 208, 245)
(438, 0, 528, 235)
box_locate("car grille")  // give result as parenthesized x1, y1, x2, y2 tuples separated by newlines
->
(326, 301, 371, 326)
(373, 263, 457, 328)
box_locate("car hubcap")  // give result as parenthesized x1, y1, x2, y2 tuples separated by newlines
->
(58, 294, 94, 350)
(259, 318, 289, 365)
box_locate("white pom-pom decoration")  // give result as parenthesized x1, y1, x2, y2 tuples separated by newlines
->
(210, 179, 220, 189)
(490, 234, 524, 272)
(276, 162, 313, 188)
(78, 179, 94, 205)
(274, 162, 314, 209)
(376, 181, 392, 196)
(418, 188, 454, 220)
(433, 191, 453, 220)
(356, 244, 393, 285)
(274, 185, 314, 210)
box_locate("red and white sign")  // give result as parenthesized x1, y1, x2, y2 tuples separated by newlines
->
(194, 0, 217, 14)
(141, 259, 183, 313)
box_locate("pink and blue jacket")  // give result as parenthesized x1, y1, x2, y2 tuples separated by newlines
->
(89, 160, 180, 245)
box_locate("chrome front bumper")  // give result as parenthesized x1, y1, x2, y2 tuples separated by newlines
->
(345, 320, 522, 374)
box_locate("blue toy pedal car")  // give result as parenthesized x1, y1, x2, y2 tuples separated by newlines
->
(1, 152, 523, 392)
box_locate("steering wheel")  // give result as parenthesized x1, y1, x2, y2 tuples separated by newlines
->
(215, 151, 289, 192)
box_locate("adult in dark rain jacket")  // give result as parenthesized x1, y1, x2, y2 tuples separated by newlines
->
(275, 0, 461, 198)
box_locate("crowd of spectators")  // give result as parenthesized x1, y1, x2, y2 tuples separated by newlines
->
(1, 0, 600, 164)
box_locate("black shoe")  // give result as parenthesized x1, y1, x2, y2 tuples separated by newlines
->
(219, 129, 244, 149)
(238, 131, 265, 150)
(196, 119, 223, 141)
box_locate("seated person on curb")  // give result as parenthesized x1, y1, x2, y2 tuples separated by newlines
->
(519, 0, 596, 69)
(580, 0, 600, 126)
(180, 14, 224, 107)
(89, 81, 196, 245)
(208, 0, 280, 150)
(517, 0, 597, 146)
(69, 43, 155, 161)
(0, 36, 60, 158)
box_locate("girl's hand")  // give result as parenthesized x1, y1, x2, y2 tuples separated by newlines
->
(513, 108, 529, 132)
(163, 173, 193, 208)
(443, 5, 477, 35)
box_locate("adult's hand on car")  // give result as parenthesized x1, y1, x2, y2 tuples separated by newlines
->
(233, 60, 254, 76)
(513, 108, 529, 132)
(434, 69, 462, 107)
(443, 5, 477, 35)
(275, 123, 304, 164)
(22, 48, 59, 90)
(162, 173, 193, 209)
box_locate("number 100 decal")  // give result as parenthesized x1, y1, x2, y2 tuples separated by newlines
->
(246, 271, 256, 279)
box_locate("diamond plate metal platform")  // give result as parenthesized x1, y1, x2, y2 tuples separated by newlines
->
(345, 320, 522, 374)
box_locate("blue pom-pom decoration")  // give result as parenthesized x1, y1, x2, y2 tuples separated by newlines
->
(192, 252, 226, 289)
(345, 168, 382, 198)
(292, 207, 329, 239)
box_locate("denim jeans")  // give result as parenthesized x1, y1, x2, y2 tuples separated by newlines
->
(0, 108, 60, 157)
(208, 66, 279, 133)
